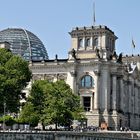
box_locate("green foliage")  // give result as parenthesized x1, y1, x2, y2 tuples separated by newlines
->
(29, 80, 50, 113)
(42, 80, 83, 127)
(0, 48, 32, 114)
(0, 115, 16, 126)
(19, 102, 39, 127)
(20, 80, 84, 129)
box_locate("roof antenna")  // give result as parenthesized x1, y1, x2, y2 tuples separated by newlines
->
(93, 1, 96, 26)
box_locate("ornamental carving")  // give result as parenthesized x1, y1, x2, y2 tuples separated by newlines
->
(70, 71, 77, 77)
(33, 74, 44, 80)
(93, 70, 100, 76)
(44, 74, 55, 81)
(57, 73, 67, 80)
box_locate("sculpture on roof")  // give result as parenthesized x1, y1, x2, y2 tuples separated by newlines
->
(117, 53, 123, 63)
(70, 48, 76, 59)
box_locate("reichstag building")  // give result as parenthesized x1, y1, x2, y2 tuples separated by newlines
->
(0, 24, 140, 130)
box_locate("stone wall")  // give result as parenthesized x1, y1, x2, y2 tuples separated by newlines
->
(0, 131, 140, 140)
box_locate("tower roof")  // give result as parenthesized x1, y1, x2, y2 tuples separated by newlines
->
(70, 25, 118, 40)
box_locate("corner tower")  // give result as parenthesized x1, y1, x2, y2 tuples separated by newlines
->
(69, 25, 118, 60)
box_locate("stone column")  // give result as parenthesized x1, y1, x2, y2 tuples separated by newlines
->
(138, 87, 140, 130)
(138, 87, 140, 115)
(83, 37, 85, 49)
(90, 96, 93, 111)
(112, 75, 117, 112)
(80, 96, 83, 107)
(94, 71, 99, 110)
(128, 81, 132, 113)
(135, 84, 139, 129)
(123, 81, 127, 113)
(69, 71, 76, 93)
(132, 80, 135, 114)
(120, 78, 124, 112)
(137, 87, 139, 114)
(98, 35, 102, 48)
(101, 68, 110, 111)
(134, 85, 136, 115)
(134, 84, 138, 114)
(90, 36, 93, 47)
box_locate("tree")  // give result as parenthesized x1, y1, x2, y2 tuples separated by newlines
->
(18, 102, 39, 127)
(0, 115, 16, 126)
(0, 48, 32, 114)
(20, 80, 84, 129)
(42, 80, 83, 129)
(19, 80, 51, 129)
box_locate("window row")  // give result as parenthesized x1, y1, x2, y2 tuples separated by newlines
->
(78, 37, 98, 48)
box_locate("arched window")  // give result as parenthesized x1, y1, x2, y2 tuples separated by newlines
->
(85, 38, 90, 47)
(81, 75, 94, 88)
(78, 38, 83, 48)
(93, 37, 98, 47)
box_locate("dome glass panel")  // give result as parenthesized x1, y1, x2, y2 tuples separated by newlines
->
(0, 28, 48, 61)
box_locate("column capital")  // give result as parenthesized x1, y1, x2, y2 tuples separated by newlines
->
(93, 70, 100, 76)
(70, 71, 77, 77)
(111, 72, 117, 76)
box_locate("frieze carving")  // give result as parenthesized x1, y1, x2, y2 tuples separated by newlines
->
(44, 74, 55, 81)
(33, 73, 67, 81)
(30, 64, 68, 71)
(57, 73, 67, 80)
(33, 74, 44, 80)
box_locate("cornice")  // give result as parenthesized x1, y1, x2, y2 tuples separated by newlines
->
(70, 25, 116, 38)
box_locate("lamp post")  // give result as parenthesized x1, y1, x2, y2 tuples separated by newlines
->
(3, 102, 6, 131)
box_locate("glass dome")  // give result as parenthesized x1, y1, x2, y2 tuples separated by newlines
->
(0, 28, 48, 61)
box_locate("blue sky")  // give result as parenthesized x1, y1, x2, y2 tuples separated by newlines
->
(0, 0, 140, 59)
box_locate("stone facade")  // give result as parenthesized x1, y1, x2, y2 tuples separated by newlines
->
(29, 25, 140, 130)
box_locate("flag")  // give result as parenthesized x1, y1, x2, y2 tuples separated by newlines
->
(132, 39, 136, 48)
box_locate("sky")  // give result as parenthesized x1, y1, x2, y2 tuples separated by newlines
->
(0, 0, 140, 59)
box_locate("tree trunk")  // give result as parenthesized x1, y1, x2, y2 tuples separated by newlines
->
(55, 123, 57, 130)
(42, 123, 45, 130)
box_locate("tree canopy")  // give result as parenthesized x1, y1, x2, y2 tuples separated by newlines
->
(0, 48, 32, 114)
(19, 80, 84, 129)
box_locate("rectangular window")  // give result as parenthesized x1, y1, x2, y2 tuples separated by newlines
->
(83, 97, 91, 111)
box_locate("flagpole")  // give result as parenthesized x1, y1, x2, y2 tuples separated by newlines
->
(93, 1, 96, 26)
(132, 38, 133, 55)
(131, 37, 135, 55)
